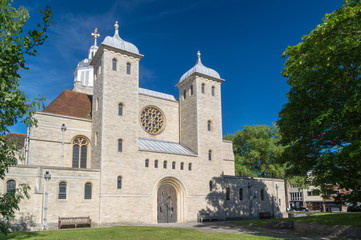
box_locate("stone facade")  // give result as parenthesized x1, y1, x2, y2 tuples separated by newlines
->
(1, 23, 286, 231)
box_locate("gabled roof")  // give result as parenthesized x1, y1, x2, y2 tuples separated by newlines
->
(6, 133, 26, 150)
(43, 90, 92, 119)
(138, 138, 196, 156)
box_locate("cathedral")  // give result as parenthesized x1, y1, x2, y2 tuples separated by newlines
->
(2, 22, 286, 230)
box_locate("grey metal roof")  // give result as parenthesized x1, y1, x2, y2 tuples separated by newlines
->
(179, 51, 221, 84)
(138, 138, 196, 156)
(139, 88, 177, 101)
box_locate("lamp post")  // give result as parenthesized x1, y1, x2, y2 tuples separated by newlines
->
(43, 171, 51, 230)
(275, 184, 279, 217)
(61, 124, 67, 167)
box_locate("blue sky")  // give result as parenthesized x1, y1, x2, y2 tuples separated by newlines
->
(11, 0, 342, 136)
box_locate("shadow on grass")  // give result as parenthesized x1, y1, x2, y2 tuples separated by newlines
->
(237, 212, 361, 227)
(1, 231, 40, 240)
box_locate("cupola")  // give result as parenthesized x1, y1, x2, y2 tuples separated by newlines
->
(102, 21, 139, 54)
(179, 51, 221, 84)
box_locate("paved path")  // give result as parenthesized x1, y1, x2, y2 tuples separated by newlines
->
(136, 221, 350, 240)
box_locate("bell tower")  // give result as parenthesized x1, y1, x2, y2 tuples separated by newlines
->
(90, 21, 143, 224)
(177, 51, 225, 174)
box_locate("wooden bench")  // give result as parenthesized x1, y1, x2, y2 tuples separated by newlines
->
(259, 212, 273, 219)
(197, 213, 218, 222)
(58, 216, 91, 229)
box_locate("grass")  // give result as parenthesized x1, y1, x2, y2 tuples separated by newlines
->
(2, 226, 289, 240)
(237, 212, 361, 227)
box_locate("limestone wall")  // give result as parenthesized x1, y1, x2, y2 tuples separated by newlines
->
(222, 176, 287, 219)
(138, 94, 179, 142)
(0, 165, 100, 230)
(222, 140, 235, 175)
(179, 77, 198, 153)
(28, 112, 92, 168)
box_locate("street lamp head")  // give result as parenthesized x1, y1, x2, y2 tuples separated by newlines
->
(44, 171, 51, 180)
(61, 124, 67, 132)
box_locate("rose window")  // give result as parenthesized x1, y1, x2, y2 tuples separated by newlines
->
(140, 106, 165, 135)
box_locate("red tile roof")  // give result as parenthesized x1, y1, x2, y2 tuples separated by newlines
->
(43, 90, 92, 119)
(6, 133, 26, 150)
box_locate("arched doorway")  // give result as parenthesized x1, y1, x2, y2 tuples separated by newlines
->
(157, 184, 177, 223)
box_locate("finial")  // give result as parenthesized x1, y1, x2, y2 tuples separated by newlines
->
(91, 28, 100, 46)
(114, 21, 119, 36)
(197, 50, 202, 64)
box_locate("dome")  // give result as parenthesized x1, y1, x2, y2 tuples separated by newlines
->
(179, 51, 221, 83)
(102, 21, 139, 55)
(77, 58, 90, 68)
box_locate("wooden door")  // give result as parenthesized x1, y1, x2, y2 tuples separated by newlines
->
(157, 184, 177, 223)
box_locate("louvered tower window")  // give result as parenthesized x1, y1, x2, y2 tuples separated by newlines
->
(118, 103, 123, 116)
(126, 62, 131, 74)
(112, 59, 117, 71)
(117, 176, 122, 189)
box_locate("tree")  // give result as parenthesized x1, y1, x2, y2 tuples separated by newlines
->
(278, 0, 361, 204)
(0, 0, 52, 234)
(224, 124, 285, 178)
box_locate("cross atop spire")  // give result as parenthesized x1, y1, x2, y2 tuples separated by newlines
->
(91, 28, 100, 46)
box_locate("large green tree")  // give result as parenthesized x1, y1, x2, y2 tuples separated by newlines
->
(0, 0, 51, 234)
(278, 0, 361, 203)
(224, 124, 285, 178)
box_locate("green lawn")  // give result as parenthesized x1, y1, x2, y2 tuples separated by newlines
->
(2, 226, 288, 240)
(237, 212, 361, 227)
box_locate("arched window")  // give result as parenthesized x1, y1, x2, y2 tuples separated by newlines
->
(72, 137, 89, 168)
(212, 86, 215, 96)
(154, 160, 158, 168)
(118, 103, 123, 116)
(6, 180, 16, 196)
(118, 139, 123, 152)
(145, 159, 149, 168)
(226, 187, 231, 200)
(190, 85, 193, 95)
(183, 90, 186, 100)
(202, 83, 205, 94)
(58, 182, 67, 199)
(208, 150, 212, 161)
(112, 59, 117, 71)
(126, 62, 131, 74)
(180, 162, 184, 170)
(239, 188, 243, 201)
(261, 189, 265, 201)
(172, 161, 176, 169)
(209, 181, 213, 191)
(117, 176, 122, 189)
(188, 163, 192, 171)
(163, 161, 167, 169)
(84, 182, 92, 199)
(207, 120, 212, 131)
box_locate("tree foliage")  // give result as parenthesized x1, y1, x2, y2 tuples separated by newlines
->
(278, 0, 361, 203)
(224, 124, 285, 178)
(0, 0, 52, 234)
